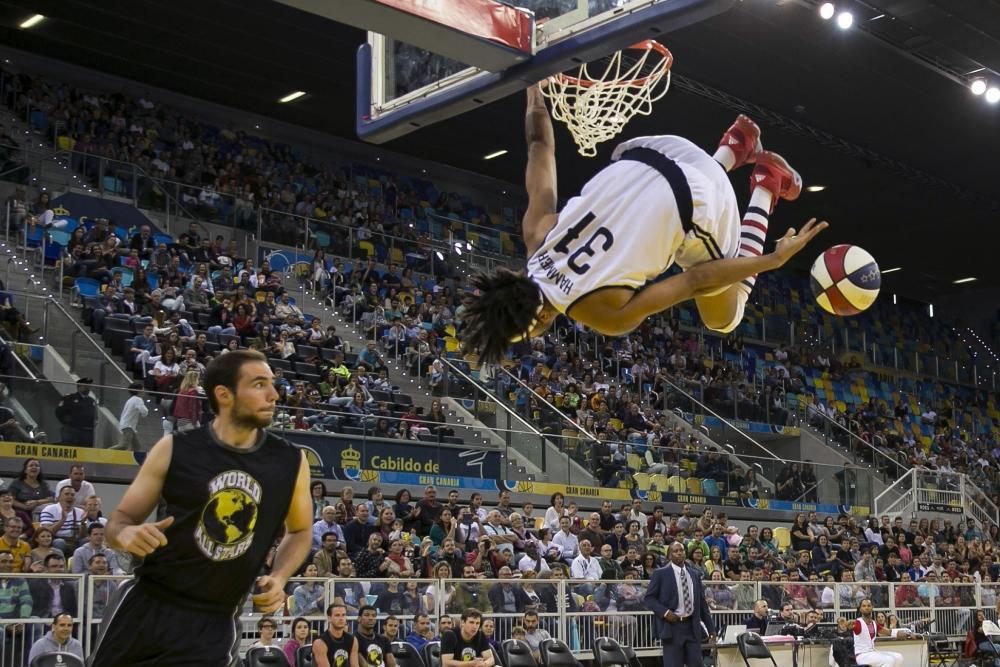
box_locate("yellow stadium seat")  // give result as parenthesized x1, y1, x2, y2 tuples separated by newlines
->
(445, 337, 460, 352)
(773, 527, 791, 551)
(632, 473, 651, 491)
(627, 453, 643, 471)
(666, 475, 684, 493)
(685, 477, 702, 494)
(56, 136, 76, 151)
(389, 247, 404, 265)
(535, 517, 545, 530)
(358, 240, 375, 257)
(650, 474, 670, 492)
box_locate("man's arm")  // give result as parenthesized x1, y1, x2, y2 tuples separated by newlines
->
(313, 637, 330, 667)
(349, 636, 360, 667)
(106, 436, 175, 555)
(643, 568, 670, 618)
(522, 84, 558, 255)
(252, 452, 313, 613)
(573, 220, 827, 335)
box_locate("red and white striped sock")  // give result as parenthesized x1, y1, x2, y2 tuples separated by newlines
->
(736, 187, 774, 297)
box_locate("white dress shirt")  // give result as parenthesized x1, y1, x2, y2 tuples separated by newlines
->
(552, 529, 579, 560)
(570, 554, 602, 581)
(670, 562, 693, 617)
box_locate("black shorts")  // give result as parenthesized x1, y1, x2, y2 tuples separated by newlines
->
(87, 579, 241, 667)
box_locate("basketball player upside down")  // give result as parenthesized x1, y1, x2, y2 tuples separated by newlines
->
(462, 83, 828, 362)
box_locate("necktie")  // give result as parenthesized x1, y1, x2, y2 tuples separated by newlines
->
(680, 567, 692, 617)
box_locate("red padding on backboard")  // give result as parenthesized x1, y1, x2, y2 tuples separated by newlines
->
(374, 0, 533, 53)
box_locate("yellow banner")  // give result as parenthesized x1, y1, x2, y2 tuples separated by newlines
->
(0, 442, 138, 465)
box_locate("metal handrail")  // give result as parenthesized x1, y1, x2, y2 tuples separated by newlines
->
(803, 403, 906, 478)
(657, 375, 784, 464)
(0, 288, 132, 386)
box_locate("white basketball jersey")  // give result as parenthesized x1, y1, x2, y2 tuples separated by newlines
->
(526, 135, 740, 315)
(853, 618, 879, 655)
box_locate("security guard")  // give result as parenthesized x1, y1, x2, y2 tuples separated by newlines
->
(55, 378, 96, 447)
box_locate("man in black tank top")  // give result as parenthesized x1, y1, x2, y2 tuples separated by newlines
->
(356, 605, 396, 667)
(314, 603, 360, 667)
(89, 350, 313, 667)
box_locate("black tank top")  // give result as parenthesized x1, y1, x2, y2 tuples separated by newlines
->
(316, 629, 357, 667)
(136, 424, 300, 612)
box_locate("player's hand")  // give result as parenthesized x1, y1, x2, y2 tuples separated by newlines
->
(117, 516, 174, 556)
(770, 218, 828, 267)
(252, 575, 288, 614)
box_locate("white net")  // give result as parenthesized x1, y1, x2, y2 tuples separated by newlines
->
(541, 40, 673, 157)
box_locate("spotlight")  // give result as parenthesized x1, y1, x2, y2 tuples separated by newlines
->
(971, 79, 988, 96)
(836, 11, 853, 29)
(987, 87, 1000, 104)
(819, 2, 835, 20)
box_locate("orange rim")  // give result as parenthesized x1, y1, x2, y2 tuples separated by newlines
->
(553, 40, 673, 88)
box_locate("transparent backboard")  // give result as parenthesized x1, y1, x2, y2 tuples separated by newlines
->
(358, 0, 733, 141)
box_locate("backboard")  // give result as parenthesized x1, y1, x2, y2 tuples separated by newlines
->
(351, 0, 734, 143)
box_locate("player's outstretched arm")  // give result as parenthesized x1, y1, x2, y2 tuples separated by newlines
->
(523, 83, 558, 255)
(106, 435, 175, 556)
(584, 219, 827, 335)
(253, 451, 313, 613)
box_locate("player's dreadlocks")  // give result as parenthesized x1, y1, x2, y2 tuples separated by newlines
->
(461, 268, 543, 363)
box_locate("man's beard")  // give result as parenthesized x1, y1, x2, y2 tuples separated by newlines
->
(231, 402, 273, 429)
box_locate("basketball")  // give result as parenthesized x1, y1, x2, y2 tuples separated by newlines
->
(809, 244, 881, 316)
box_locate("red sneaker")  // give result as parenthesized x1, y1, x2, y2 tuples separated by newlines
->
(718, 114, 762, 169)
(751, 151, 802, 207)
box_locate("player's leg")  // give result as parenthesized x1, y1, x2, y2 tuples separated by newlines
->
(713, 115, 762, 172)
(695, 152, 802, 332)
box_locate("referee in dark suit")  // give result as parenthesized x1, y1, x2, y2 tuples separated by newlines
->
(643, 541, 717, 667)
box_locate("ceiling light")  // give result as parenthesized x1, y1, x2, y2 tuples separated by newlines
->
(882, 267, 902, 274)
(970, 79, 988, 96)
(953, 277, 978, 284)
(19, 14, 45, 29)
(805, 185, 826, 193)
(278, 91, 307, 103)
(836, 11, 853, 29)
(483, 149, 508, 160)
(819, 3, 835, 20)
(987, 87, 1000, 104)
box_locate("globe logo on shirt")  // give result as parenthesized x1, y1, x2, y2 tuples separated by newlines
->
(195, 470, 262, 561)
(366, 644, 385, 667)
(334, 649, 350, 667)
(461, 648, 478, 662)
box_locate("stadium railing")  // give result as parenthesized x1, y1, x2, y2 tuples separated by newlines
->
(0, 575, 978, 663)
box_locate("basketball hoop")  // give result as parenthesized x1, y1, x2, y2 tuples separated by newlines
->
(541, 40, 673, 157)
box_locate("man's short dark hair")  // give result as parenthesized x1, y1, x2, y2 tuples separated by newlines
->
(326, 602, 347, 616)
(87, 523, 104, 535)
(322, 532, 338, 543)
(204, 349, 268, 413)
(44, 553, 65, 566)
(52, 612, 73, 625)
(87, 554, 107, 565)
(460, 608, 483, 622)
(523, 610, 539, 620)
(359, 605, 377, 616)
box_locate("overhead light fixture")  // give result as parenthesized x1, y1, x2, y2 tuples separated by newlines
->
(836, 11, 854, 29)
(19, 14, 45, 29)
(819, 3, 835, 20)
(953, 277, 978, 284)
(928, 303, 934, 318)
(278, 91, 306, 103)
(483, 149, 508, 160)
(892, 293, 897, 305)
(805, 185, 826, 193)
(987, 87, 1000, 104)
(971, 79, 988, 96)
(882, 267, 902, 274)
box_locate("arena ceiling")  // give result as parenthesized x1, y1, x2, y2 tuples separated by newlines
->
(0, 0, 998, 302)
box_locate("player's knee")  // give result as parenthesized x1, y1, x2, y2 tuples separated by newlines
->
(703, 299, 745, 334)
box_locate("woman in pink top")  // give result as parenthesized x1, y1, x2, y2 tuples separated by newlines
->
(283, 617, 312, 666)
